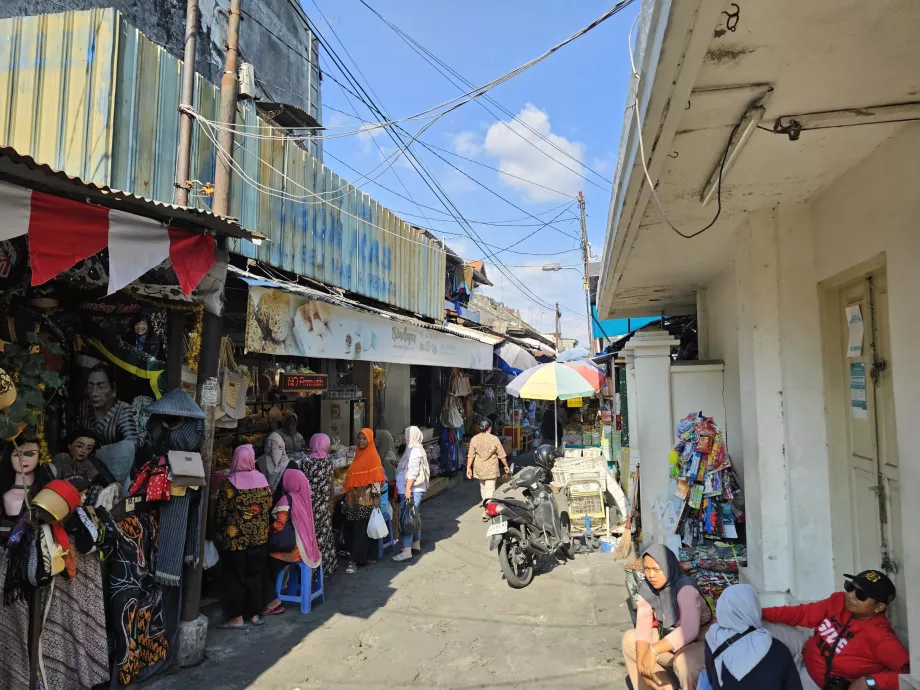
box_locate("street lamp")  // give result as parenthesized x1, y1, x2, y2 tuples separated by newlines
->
(541, 264, 593, 353)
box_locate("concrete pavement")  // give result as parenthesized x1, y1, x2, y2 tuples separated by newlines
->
(145, 475, 633, 690)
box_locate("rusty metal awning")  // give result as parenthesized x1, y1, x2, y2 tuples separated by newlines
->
(0, 146, 266, 242)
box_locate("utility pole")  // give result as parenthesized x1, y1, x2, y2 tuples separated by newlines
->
(179, 0, 241, 652)
(174, 0, 199, 207)
(554, 302, 561, 351)
(577, 192, 593, 353)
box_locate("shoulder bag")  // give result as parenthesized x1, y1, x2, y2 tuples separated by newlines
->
(268, 497, 297, 552)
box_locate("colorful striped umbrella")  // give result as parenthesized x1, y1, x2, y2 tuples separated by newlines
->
(562, 360, 605, 392)
(505, 362, 600, 401)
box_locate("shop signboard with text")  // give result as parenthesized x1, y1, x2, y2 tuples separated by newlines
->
(245, 286, 492, 369)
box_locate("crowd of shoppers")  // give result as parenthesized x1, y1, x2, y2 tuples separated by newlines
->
(212, 423, 431, 630)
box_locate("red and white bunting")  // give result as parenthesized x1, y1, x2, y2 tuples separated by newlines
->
(0, 180, 215, 295)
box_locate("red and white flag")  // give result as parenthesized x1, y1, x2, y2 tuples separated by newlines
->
(0, 180, 215, 295)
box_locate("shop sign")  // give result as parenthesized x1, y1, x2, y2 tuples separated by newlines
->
(281, 372, 328, 393)
(567, 397, 584, 408)
(245, 286, 492, 369)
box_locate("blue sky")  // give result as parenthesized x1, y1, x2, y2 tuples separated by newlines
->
(303, 0, 638, 343)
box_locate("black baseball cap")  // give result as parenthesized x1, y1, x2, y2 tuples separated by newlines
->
(844, 570, 896, 603)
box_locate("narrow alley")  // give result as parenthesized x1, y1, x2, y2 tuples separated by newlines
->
(146, 478, 632, 690)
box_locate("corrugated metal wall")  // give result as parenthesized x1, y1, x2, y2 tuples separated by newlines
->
(0, 9, 445, 320)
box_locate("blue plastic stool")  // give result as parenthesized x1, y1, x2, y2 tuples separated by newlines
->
(377, 513, 395, 560)
(276, 562, 324, 614)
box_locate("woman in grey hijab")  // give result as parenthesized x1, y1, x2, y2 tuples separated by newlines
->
(257, 432, 298, 504)
(622, 544, 712, 690)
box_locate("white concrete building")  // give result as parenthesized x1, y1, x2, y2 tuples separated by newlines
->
(597, 0, 920, 684)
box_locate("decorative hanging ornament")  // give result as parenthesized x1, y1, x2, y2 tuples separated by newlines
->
(0, 367, 15, 411)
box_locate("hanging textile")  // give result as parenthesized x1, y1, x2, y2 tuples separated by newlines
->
(37, 553, 110, 690)
(109, 514, 168, 685)
(0, 550, 31, 690)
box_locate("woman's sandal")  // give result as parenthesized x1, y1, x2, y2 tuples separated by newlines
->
(219, 622, 249, 631)
(346, 561, 358, 574)
(264, 605, 285, 616)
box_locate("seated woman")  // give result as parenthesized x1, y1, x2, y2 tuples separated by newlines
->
(704, 584, 801, 690)
(762, 570, 909, 690)
(263, 469, 322, 616)
(622, 545, 713, 690)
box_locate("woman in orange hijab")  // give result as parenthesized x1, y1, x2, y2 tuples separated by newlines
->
(342, 428, 387, 574)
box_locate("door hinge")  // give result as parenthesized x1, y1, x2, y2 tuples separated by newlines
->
(870, 359, 887, 385)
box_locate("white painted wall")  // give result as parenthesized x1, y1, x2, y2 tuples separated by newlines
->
(695, 123, 920, 660)
(701, 264, 744, 478)
(670, 363, 726, 434)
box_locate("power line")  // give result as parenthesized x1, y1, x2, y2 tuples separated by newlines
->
(358, 0, 624, 191)
(419, 141, 578, 201)
(302, 2, 560, 313)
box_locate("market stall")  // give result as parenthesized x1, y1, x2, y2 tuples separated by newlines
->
(0, 147, 261, 688)
(623, 411, 747, 615)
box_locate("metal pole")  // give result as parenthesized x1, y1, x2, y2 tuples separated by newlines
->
(212, 0, 242, 218)
(175, 0, 200, 207)
(180, 0, 241, 624)
(554, 302, 560, 351)
(577, 192, 593, 353)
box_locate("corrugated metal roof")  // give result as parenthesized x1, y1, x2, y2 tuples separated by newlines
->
(0, 146, 262, 239)
(228, 266, 490, 346)
(0, 8, 446, 319)
(440, 322, 504, 346)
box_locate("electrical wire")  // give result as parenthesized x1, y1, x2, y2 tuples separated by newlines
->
(418, 141, 579, 201)
(357, 0, 622, 191)
(304, 4, 564, 314)
(627, 13, 739, 240)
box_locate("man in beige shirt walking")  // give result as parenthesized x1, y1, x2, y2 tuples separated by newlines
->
(466, 418, 510, 521)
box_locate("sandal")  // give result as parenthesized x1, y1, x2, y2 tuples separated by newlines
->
(250, 616, 265, 627)
(219, 622, 249, 631)
(346, 561, 358, 574)
(264, 605, 285, 616)
(392, 551, 412, 562)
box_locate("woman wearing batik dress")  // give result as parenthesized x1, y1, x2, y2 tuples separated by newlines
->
(303, 433, 337, 578)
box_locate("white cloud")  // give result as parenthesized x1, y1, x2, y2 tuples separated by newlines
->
(483, 104, 586, 203)
(480, 264, 592, 345)
(357, 123, 383, 142)
(452, 131, 483, 157)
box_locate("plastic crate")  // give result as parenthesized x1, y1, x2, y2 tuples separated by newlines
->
(568, 491, 605, 520)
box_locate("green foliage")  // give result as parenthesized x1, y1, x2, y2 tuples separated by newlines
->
(0, 332, 66, 438)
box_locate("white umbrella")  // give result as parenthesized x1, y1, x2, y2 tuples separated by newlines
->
(496, 342, 538, 372)
(556, 347, 591, 362)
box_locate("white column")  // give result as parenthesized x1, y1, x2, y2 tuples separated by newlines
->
(624, 329, 679, 548)
(624, 350, 640, 500)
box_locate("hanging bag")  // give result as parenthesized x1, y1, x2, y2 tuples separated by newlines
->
(399, 496, 422, 535)
(168, 450, 206, 488)
(268, 497, 297, 553)
(367, 508, 389, 539)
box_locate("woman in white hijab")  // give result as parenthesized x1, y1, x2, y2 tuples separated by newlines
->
(257, 432, 298, 504)
(703, 584, 801, 690)
(392, 426, 429, 563)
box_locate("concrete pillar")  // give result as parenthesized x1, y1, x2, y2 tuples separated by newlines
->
(696, 288, 710, 360)
(624, 350, 640, 501)
(624, 329, 679, 548)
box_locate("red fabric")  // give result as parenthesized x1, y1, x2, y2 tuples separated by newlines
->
(29, 191, 109, 285)
(168, 227, 215, 295)
(43, 479, 82, 513)
(763, 592, 909, 690)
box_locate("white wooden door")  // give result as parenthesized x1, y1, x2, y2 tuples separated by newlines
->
(840, 273, 904, 637)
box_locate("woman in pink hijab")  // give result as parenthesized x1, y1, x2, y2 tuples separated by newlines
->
(263, 469, 322, 615)
(302, 433, 337, 577)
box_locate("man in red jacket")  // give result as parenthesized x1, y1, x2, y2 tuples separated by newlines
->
(762, 570, 909, 690)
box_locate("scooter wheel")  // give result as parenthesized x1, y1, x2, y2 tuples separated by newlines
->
(498, 528, 535, 588)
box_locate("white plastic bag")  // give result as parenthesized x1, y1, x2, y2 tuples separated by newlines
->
(204, 540, 220, 570)
(366, 507, 389, 540)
